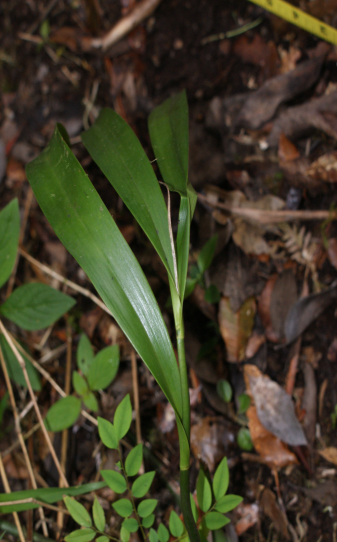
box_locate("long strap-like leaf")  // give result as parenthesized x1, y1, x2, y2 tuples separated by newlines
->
(26, 128, 182, 418)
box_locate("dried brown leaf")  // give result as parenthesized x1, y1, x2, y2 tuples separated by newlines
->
(244, 365, 308, 446)
(190, 416, 235, 471)
(219, 296, 256, 362)
(278, 133, 300, 162)
(260, 488, 289, 539)
(319, 447, 337, 466)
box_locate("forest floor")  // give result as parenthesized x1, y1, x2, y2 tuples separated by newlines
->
(1, 0, 337, 541)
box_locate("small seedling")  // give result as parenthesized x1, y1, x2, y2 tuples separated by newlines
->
(45, 333, 119, 432)
(64, 394, 242, 542)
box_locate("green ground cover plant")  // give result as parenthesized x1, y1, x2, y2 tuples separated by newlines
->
(45, 333, 120, 431)
(19, 90, 242, 540)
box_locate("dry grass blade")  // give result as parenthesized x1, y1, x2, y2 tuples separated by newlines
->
(0, 321, 69, 488)
(0, 344, 49, 536)
(0, 498, 70, 514)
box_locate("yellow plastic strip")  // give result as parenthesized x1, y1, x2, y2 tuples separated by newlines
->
(248, 0, 337, 45)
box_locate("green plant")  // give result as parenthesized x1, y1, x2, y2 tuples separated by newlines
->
(0, 199, 76, 389)
(26, 90, 241, 541)
(45, 333, 120, 431)
(63, 393, 242, 542)
(331, 404, 337, 429)
(185, 235, 220, 303)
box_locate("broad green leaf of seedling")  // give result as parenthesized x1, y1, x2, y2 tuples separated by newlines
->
(0, 199, 20, 289)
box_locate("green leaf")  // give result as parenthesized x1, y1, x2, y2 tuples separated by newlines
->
(0, 283, 75, 330)
(190, 494, 198, 523)
(81, 108, 176, 285)
(101, 470, 127, 494)
(214, 494, 243, 514)
(142, 514, 155, 528)
(216, 380, 232, 403)
(0, 481, 106, 513)
(184, 277, 198, 299)
(238, 393, 251, 415)
(213, 457, 229, 501)
(131, 471, 155, 498)
(114, 394, 132, 440)
(175, 196, 191, 298)
(97, 417, 118, 450)
(111, 498, 133, 518)
(196, 469, 212, 513)
(45, 396, 81, 432)
(64, 528, 95, 542)
(77, 334, 94, 376)
(204, 284, 220, 304)
(87, 345, 119, 391)
(96, 537, 109, 542)
(82, 391, 98, 412)
(26, 127, 183, 420)
(0, 391, 8, 426)
(120, 525, 130, 542)
(237, 428, 253, 451)
(149, 528, 158, 542)
(197, 235, 218, 274)
(64, 496, 92, 527)
(73, 371, 89, 396)
(0, 335, 41, 391)
(168, 510, 184, 537)
(204, 512, 230, 530)
(213, 529, 228, 542)
(0, 199, 20, 289)
(93, 498, 105, 531)
(125, 443, 143, 476)
(137, 499, 157, 518)
(158, 523, 169, 542)
(122, 518, 139, 533)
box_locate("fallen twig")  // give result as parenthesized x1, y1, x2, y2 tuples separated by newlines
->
(91, 0, 162, 50)
(198, 192, 337, 224)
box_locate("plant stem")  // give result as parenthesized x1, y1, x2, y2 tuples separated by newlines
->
(176, 334, 201, 542)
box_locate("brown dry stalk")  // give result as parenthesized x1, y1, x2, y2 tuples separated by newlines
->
(197, 192, 337, 224)
(19, 247, 112, 316)
(0, 454, 26, 542)
(91, 0, 162, 50)
(0, 498, 70, 514)
(56, 325, 72, 538)
(0, 345, 48, 536)
(0, 321, 69, 488)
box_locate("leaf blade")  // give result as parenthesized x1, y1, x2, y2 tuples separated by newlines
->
(0, 199, 20, 289)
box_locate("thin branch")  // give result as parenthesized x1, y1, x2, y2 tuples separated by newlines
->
(0, 455, 26, 542)
(0, 345, 48, 536)
(91, 0, 163, 50)
(0, 321, 69, 488)
(197, 192, 337, 224)
(19, 247, 112, 315)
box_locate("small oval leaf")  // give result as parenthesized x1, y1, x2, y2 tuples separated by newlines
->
(0, 199, 20, 289)
(93, 497, 105, 531)
(131, 471, 155, 499)
(0, 283, 75, 331)
(149, 528, 158, 542)
(77, 334, 94, 376)
(122, 518, 139, 533)
(204, 512, 230, 530)
(112, 498, 133, 518)
(64, 496, 92, 527)
(64, 528, 95, 542)
(98, 417, 118, 450)
(213, 457, 229, 501)
(214, 494, 243, 514)
(87, 345, 119, 391)
(125, 443, 143, 476)
(45, 396, 81, 432)
(137, 499, 157, 518)
(114, 394, 132, 440)
(82, 391, 98, 412)
(158, 523, 169, 542)
(142, 514, 155, 528)
(120, 525, 130, 542)
(101, 470, 127, 494)
(196, 469, 212, 513)
(73, 371, 89, 397)
(169, 510, 184, 537)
